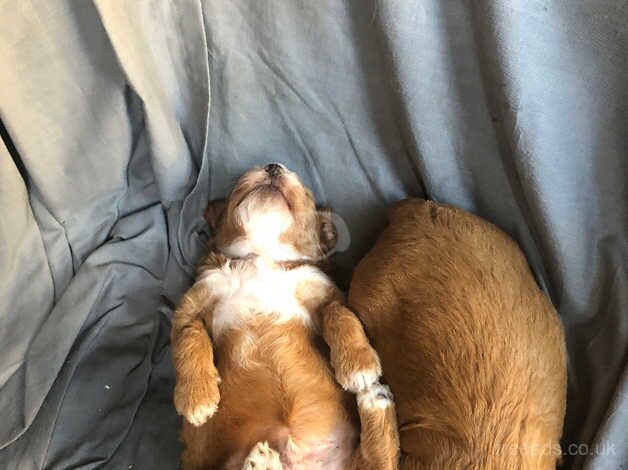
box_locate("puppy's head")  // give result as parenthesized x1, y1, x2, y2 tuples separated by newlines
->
(205, 164, 337, 261)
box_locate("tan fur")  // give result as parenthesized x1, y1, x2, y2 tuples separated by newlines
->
(348, 198, 567, 470)
(172, 166, 399, 469)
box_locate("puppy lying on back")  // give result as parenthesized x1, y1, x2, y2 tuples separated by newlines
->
(171, 164, 399, 469)
(348, 199, 567, 469)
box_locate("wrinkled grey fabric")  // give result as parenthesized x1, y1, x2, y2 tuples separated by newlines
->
(0, 1, 626, 469)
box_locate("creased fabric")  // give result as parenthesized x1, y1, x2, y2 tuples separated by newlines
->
(0, 1, 625, 468)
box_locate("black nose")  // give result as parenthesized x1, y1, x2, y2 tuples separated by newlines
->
(264, 163, 283, 178)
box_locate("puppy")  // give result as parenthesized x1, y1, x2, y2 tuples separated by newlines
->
(347, 199, 567, 469)
(171, 164, 399, 469)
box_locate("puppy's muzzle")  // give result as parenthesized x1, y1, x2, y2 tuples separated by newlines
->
(264, 163, 284, 178)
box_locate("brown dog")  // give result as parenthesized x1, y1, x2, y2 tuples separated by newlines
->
(171, 164, 399, 469)
(348, 199, 567, 469)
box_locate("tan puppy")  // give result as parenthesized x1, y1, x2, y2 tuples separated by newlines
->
(348, 199, 567, 469)
(171, 164, 399, 469)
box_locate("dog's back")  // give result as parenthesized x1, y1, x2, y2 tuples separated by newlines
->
(348, 199, 567, 469)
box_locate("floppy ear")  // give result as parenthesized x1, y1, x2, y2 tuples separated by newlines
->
(204, 199, 226, 233)
(317, 206, 338, 255)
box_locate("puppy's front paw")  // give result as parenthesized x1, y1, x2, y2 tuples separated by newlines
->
(357, 383, 394, 411)
(242, 441, 282, 470)
(174, 374, 221, 427)
(333, 345, 382, 393)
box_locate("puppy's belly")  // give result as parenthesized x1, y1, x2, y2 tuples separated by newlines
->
(216, 322, 357, 469)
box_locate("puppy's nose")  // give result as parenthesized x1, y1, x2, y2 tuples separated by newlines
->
(264, 163, 283, 178)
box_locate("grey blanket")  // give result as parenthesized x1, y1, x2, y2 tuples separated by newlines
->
(0, 1, 626, 469)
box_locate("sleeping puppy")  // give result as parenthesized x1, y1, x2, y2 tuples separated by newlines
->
(348, 199, 567, 469)
(171, 164, 399, 470)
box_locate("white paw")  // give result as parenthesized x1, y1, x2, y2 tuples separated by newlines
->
(186, 403, 218, 427)
(357, 383, 394, 411)
(242, 441, 282, 469)
(344, 368, 381, 393)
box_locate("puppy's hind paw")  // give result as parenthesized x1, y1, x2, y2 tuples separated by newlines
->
(242, 441, 283, 470)
(357, 383, 394, 411)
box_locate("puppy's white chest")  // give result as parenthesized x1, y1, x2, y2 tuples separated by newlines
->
(203, 259, 329, 336)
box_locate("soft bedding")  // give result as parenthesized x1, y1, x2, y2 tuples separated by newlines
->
(0, 1, 626, 468)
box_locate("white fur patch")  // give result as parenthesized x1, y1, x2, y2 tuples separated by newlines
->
(223, 190, 305, 261)
(357, 383, 394, 411)
(344, 368, 381, 393)
(202, 257, 332, 337)
(242, 441, 282, 470)
(187, 403, 218, 427)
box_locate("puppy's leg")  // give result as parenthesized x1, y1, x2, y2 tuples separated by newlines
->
(171, 281, 220, 427)
(321, 300, 382, 393)
(242, 441, 283, 470)
(351, 384, 400, 470)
